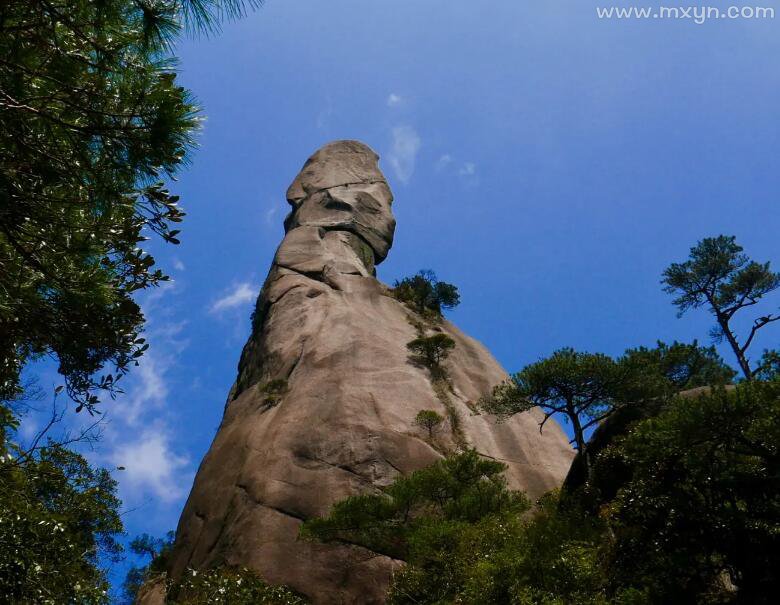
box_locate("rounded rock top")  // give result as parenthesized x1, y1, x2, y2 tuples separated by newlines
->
(286, 140, 386, 203)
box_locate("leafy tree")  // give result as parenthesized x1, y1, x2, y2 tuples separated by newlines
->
(662, 235, 780, 380)
(407, 333, 456, 377)
(620, 340, 736, 391)
(599, 382, 780, 603)
(123, 531, 176, 603)
(393, 270, 460, 315)
(301, 450, 530, 561)
(481, 348, 623, 459)
(755, 349, 780, 381)
(414, 409, 444, 439)
(0, 0, 259, 412)
(303, 451, 633, 605)
(0, 402, 123, 604)
(483, 343, 737, 479)
(171, 567, 306, 604)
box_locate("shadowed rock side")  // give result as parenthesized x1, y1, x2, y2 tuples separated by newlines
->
(162, 141, 575, 604)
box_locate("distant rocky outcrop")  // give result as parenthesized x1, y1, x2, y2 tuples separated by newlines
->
(158, 141, 575, 604)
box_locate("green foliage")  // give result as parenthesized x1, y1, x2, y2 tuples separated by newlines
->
(481, 348, 623, 454)
(483, 342, 737, 461)
(598, 382, 780, 603)
(620, 340, 736, 391)
(662, 235, 780, 380)
(414, 409, 444, 438)
(171, 567, 306, 604)
(301, 450, 529, 560)
(304, 450, 624, 605)
(0, 0, 260, 412)
(0, 404, 123, 604)
(123, 531, 176, 603)
(261, 378, 289, 407)
(306, 383, 780, 604)
(755, 349, 780, 381)
(393, 270, 461, 316)
(407, 333, 456, 377)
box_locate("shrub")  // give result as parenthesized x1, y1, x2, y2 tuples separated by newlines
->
(407, 334, 456, 377)
(172, 567, 306, 604)
(414, 410, 444, 439)
(393, 270, 460, 316)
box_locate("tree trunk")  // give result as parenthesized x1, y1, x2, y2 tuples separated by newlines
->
(717, 314, 752, 380)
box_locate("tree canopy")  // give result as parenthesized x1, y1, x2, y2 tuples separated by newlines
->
(0, 404, 123, 604)
(0, 0, 261, 412)
(662, 235, 780, 380)
(306, 383, 780, 604)
(393, 270, 460, 316)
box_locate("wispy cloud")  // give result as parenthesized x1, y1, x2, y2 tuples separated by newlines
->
(265, 205, 280, 225)
(209, 282, 256, 314)
(92, 283, 193, 507)
(459, 162, 476, 177)
(386, 93, 403, 107)
(436, 154, 453, 171)
(173, 258, 185, 272)
(436, 153, 478, 183)
(110, 427, 189, 503)
(387, 125, 421, 184)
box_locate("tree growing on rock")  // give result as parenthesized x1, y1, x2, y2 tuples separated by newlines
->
(393, 270, 460, 316)
(662, 235, 780, 380)
(407, 334, 456, 377)
(414, 409, 444, 439)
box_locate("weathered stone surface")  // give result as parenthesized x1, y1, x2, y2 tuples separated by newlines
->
(165, 141, 575, 604)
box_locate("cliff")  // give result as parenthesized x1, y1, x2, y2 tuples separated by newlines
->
(160, 141, 575, 604)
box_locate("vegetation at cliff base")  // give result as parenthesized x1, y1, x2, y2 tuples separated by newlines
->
(0, 401, 123, 604)
(305, 235, 780, 605)
(305, 383, 780, 604)
(171, 567, 306, 605)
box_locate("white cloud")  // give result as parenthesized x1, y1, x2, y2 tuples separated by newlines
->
(387, 125, 421, 184)
(459, 162, 476, 177)
(209, 282, 256, 314)
(436, 154, 453, 171)
(173, 258, 185, 271)
(386, 93, 403, 107)
(110, 428, 189, 503)
(265, 205, 279, 225)
(88, 283, 193, 508)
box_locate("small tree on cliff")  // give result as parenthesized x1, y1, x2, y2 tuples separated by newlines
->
(407, 334, 456, 378)
(662, 235, 780, 380)
(393, 270, 460, 315)
(414, 409, 444, 439)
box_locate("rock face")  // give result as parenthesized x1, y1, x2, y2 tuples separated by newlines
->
(165, 141, 575, 604)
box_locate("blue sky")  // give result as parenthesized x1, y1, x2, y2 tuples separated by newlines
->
(21, 0, 780, 595)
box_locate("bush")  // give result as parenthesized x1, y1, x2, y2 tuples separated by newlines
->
(393, 270, 460, 316)
(261, 378, 289, 407)
(171, 567, 306, 604)
(414, 410, 444, 438)
(407, 334, 456, 377)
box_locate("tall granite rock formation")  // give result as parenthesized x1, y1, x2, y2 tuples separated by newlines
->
(164, 141, 575, 604)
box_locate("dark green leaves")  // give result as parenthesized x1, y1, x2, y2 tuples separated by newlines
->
(0, 1, 216, 411)
(393, 270, 461, 316)
(662, 235, 780, 379)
